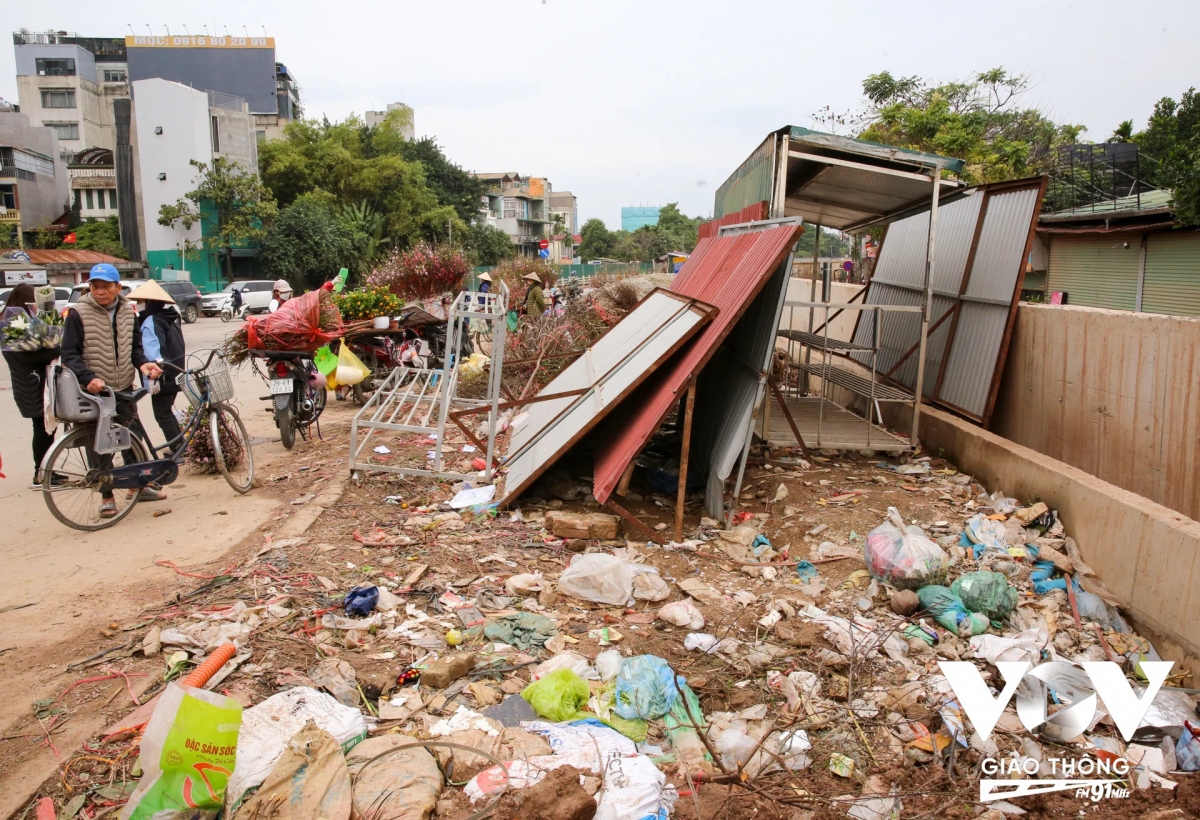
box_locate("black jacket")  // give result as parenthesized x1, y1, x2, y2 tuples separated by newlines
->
(2, 347, 58, 418)
(135, 307, 185, 395)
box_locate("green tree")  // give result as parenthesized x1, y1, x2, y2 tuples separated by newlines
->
(1110, 120, 1135, 143)
(824, 68, 1085, 184)
(260, 193, 355, 290)
(399, 136, 487, 225)
(158, 157, 277, 281)
(466, 224, 516, 266)
(578, 218, 616, 261)
(74, 215, 129, 259)
(258, 114, 474, 253)
(342, 200, 390, 271)
(1134, 88, 1200, 225)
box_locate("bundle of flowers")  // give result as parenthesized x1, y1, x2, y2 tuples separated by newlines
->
(1, 306, 64, 352)
(184, 408, 245, 473)
(222, 289, 344, 365)
(366, 243, 470, 301)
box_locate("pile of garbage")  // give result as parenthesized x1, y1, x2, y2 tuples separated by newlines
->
(28, 450, 1200, 820)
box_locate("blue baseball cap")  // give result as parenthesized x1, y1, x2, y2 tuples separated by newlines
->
(89, 263, 120, 283)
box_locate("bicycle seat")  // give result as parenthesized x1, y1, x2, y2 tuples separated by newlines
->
(114, 387, 148, 403)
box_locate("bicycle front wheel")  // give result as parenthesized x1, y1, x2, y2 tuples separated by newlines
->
(211, 404, 255, 493)
(41, 426, 151, 531)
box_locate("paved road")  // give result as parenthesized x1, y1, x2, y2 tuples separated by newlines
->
(0, 315, 292, 698)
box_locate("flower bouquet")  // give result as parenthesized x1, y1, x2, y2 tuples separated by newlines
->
(1, 306, 64, 352)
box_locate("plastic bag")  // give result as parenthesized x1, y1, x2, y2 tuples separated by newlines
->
(595, 753, 676, 820)
(344, 584, 378, 617)
(662, 680, 711, 773)
(557, 553, 633, 606)
(335, 342, 370, 386)
(864, 508, 948, 590)
(1176, 722, 1200, 772)
(614, 655, 682, 721)
(459, 353, 490, 380)
(243, 290, 343, 353)
(225, 687, 368, 814)
(658, 599, 704, 630)
(595, 649, 623, 682)
(951, 571, 1017, 620)
(313, 344, 338, 377)
(522, 668, 591, 722)
(917, 586, 990, 636)
(121, 683, 243, 820)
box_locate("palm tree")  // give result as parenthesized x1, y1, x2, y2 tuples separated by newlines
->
(342, 200, 389, 270)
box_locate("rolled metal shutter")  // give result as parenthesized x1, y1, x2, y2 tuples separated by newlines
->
(1142, 232, 1200, 317)
(1046, 235, 1140, 311)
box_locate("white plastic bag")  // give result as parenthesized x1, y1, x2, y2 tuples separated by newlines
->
(684, 633, 719, 653)
(225, 687, 368, 814)
(658, 599, 705, 630)
(595, 649, 623, 682)
(557, 553, 633, 606)
(864, 507, 948, 590)
(595, 753, 676, 820)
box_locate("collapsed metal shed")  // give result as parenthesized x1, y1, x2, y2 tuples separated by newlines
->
(847, 177, 1046, 422)
(498, 289, 716, 504)
(593, 218, 805, 522)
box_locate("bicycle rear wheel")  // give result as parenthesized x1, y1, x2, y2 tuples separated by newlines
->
(211, 404, 255, 493)
(41, 426, 151, 531)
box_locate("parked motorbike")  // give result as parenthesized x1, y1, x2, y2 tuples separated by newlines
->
(251, 350, 326, 449)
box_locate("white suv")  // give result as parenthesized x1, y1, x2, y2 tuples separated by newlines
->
(201, 280, 276, 316)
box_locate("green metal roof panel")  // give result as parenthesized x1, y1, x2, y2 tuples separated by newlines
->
(1041, 188, 1174, 221)
(713, 135, 775, 219)
(1142, 232, 1200, 318)
(1046, 235, 1139, 311)
(787, 126, 966, 175)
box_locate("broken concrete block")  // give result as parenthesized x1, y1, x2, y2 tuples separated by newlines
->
(420, 652, 476, 689)
(544, 511, 620, 540)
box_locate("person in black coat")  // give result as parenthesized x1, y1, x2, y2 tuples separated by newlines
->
(1, 283, 59, 487)
(129, 281, 186, 447)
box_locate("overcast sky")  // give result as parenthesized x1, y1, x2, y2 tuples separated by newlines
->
(4, 1, 1197, 230)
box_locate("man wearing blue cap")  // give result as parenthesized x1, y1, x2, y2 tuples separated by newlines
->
(61, 264, 165, 516)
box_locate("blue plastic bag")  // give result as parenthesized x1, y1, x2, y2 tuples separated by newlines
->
(614, 655, 684, 721)
(1177, 721, 1200, 771)
(795, 561, 819, 583)
(344, 585, 379, 617)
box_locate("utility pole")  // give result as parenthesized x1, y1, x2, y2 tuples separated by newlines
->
(448, 219, 452, 244)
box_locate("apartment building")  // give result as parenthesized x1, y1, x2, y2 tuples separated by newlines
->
(0, 110, 69, 245)
(475, 172, 554, 256)
(365, 102, 415, 140)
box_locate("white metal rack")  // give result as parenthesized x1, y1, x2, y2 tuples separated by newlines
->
(349, 287, 508, 481)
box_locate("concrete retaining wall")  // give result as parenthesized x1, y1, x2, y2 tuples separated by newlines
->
(990, 303, 1200, 525)
(915, 403, 1200, 677)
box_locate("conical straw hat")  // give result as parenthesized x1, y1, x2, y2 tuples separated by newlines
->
(127, 279, 176, 303)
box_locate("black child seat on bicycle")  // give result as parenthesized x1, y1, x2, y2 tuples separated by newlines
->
(113, 387, 148, 403)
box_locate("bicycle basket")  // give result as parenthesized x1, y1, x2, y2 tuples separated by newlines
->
(50, 364, 100, 422)
(183, 353, 236, 404)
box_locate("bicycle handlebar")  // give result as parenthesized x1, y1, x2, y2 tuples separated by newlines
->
(160, 348, 218, 374)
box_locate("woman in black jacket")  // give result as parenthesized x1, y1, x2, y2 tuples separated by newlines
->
(1, 284, 58, 487)
(129, 280, 186, 447)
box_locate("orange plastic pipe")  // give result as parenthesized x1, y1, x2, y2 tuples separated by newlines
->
(181, 643, 237, 688)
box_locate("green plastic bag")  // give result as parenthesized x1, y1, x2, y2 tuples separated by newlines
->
(506, 310, 519, 333)
(313, 344, 338, 377)
(522, 669, 590, 723)
(122, 683, 243, 820)
(917, 585, 990, 637)
(951, 571, 1017, 621)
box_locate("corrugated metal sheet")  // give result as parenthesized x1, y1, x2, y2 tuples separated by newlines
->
(788, 127, 967, 175)
(501, 290, 714, 502)
(698, 202, 769, 241)
(849, 178, 1044, 422)
(1046, 235, 1140, 310)
(713, 135, 776, 219)
(593, 220, 805, 506)
(21, 249, 129, 265)
(1142, 232, 1200, 317)
(938, 186, 1043, 417)
(692, 256, 792, 516)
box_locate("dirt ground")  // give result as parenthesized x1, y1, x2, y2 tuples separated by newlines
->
(2, 401, 1195, 820)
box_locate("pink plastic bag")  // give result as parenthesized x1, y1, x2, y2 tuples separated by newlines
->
(864, 507, 948, 591)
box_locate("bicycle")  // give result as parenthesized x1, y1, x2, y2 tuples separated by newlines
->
(39, 350, 256, 531)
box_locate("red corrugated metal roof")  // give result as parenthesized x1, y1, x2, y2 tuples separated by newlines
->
(593, 221, 803, 503)
(697, 201, 768, 241)
(20, 250, 130, 265)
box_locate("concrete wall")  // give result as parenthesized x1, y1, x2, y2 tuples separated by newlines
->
(130, 79, 208, 264)
(14, 43, 96, 80)
(0, 112, 69, 231)
(990, 303, 1200, 524)
(211, 106, 257, 170)
(910, 403, 1200, 679)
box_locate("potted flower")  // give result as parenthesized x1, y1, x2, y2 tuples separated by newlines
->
(333, 287, 405, 325)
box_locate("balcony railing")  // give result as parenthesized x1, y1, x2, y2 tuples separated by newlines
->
(0, 209, 21, 222)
